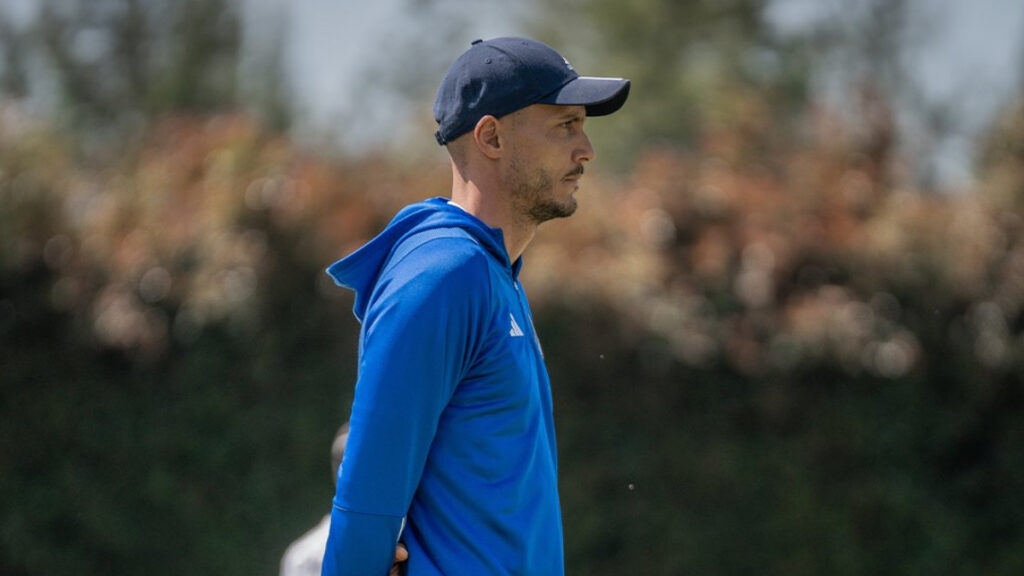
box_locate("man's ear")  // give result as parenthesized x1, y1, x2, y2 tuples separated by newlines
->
(473, 115, 503, 160)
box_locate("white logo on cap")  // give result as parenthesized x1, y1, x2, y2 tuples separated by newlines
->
(562, 57, 574, 72)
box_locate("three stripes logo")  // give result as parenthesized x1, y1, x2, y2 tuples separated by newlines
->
(509, 313, 525, 337)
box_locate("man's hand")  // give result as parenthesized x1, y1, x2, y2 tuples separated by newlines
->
(388, 543, 409, 576)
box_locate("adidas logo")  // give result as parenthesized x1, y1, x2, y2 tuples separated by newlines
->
(509, 313, 525, 337)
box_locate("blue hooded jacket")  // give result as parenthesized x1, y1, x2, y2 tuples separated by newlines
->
(321, 198, 563, 576)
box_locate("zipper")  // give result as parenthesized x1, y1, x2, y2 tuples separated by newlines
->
(512, 278, 544, 359)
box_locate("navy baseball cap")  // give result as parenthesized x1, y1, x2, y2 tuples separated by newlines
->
(433, 37, 631, 145)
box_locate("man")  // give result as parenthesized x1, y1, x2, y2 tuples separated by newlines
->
(321, 37, 630, 575)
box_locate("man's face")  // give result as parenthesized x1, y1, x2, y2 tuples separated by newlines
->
(502, 104, 595, 224)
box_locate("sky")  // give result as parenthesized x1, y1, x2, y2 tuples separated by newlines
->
(242, 0, 1024, 186)
(3, 0, 1022, 186)
(766, 0, 1024, 186)
(241, 0, 530, 154)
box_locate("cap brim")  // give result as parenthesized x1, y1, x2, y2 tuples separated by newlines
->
(542, 76, 631, 117)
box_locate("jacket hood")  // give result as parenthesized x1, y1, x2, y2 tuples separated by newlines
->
(326, 197, 513, 321)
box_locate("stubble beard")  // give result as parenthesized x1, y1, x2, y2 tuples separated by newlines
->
(508, 157, 578, 225)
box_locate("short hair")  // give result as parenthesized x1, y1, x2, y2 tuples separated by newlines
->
(445, 135, 470, 167)
(445, 110, 524, 168)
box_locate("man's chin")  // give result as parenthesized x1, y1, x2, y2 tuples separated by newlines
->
(531, 198, 577, 223)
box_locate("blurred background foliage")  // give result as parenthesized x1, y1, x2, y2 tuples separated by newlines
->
(1, 0, 1023, 574)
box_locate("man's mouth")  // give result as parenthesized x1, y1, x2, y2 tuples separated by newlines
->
(563, 165, 584, 181)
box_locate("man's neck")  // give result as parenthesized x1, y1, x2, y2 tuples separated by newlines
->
(451, 183, 536, 266)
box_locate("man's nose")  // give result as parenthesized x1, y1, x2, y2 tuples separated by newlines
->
(575, 131, 595, 163)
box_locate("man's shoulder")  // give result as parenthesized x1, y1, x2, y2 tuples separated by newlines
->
(408, 224, 478, 243)
(395, 226, 482, 255)
(388, 226, 495, 279)
(366, 226, 500, 328)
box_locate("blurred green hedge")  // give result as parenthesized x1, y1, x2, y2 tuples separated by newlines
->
(1, 96, 1023, 575)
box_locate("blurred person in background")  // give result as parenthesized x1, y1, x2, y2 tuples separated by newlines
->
(280, 423, 408, 576)
(319, 37, 629, 575)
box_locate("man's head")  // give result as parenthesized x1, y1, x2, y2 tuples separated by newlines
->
(433, 37, 630, 146)
(434, 37, 630, 225)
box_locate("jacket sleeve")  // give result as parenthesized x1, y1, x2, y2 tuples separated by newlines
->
(321, 235, 489, 576)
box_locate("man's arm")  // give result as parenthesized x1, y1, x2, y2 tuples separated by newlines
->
(321, 237, 488, 575)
